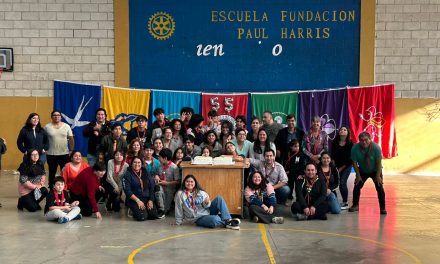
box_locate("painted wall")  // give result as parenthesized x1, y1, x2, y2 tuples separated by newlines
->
(0, 97, 53, 170)
(383, 98, 440, 175)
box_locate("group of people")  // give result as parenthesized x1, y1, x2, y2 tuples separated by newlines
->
(14, 106, 387, 228)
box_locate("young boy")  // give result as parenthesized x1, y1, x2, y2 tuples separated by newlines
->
(44, 176, 81, 224)
(155, 148, 180, 216)
(203, 110, 221, 136)
(284, 139, 307, 200)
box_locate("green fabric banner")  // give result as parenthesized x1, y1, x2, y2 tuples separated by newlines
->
(251, 92, 298, 125)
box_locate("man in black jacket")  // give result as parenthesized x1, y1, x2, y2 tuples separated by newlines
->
(275, 114, 304, 164)
(83, 108, 111, 165)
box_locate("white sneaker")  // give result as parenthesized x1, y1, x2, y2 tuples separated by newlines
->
(127, 208, 133, 218)
(271, 217, 284, 224)
(340, 203, 349, 210)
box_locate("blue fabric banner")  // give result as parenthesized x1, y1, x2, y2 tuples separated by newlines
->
(54, 80, 102, 155)
(298, 89, 349, 142)
(151, 90, 201, 122)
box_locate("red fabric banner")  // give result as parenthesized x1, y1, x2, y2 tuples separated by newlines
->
(347, 84, 398, 158)
(201, 93, 248, 126)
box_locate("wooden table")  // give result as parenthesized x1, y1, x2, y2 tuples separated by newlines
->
(180, 161, 246, 217)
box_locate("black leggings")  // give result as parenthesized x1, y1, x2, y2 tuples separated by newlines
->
(70, 190, 105, 217)
(291, 201, 328, 220)
(105, 182, 122, 212)
(18, 187, 48, 212)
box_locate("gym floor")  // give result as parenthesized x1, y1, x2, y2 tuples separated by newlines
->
(0, 171, 438, 264)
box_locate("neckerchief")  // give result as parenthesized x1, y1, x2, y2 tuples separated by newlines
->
(54, 190, 65, 206)
(113, 160, 124, 181)
(304, 176, 318, 207)
(134, 170, 143, 191)
(185, 190, 197, 213)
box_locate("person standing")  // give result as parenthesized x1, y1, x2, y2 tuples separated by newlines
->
(83, 108, 111, 165)
(126, 115, 151, 147)
(45, 110, 74, 189)
(302, 116, 328, 164)
(0, 136, 7, 171)
(274, 114, 304, 165)
(16, 113, 49, 164)
(261, 111, 284, 143)
(349, 132, 387, 215)
(100, 123, 128, 163)
(150, 108, 170, 142)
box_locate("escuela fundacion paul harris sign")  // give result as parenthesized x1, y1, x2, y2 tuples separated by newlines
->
(129, 0, 360, 92)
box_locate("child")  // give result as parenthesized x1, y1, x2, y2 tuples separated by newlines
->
(284, 139, 307, 199)
(155, 148, 180, 215)
(45, 176, 81, 224)
(201, 146, 212, 157)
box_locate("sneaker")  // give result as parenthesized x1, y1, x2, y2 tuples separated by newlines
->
(296, 213, 308, 221)
(72, 214, 82, 220)
(253, 216, 259, 223)
(225, 219, 240, 230)
(157, 213, 165, 219)
(58, 217, 68, 224)
(271, 217, 284, 224)
(231, 218, 241, 225)
(127, 208, 133, 218)
(380, 209, 387, 215)
(348, 205, 359, 212)
(340, 203, 349, 210)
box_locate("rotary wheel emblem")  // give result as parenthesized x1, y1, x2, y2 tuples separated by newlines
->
(148, 12, 175, 40)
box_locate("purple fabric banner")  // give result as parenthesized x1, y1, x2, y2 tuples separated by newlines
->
(299, 89, 349, 142)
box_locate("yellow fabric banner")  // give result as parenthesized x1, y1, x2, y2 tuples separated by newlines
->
(103, 86, 150, 135)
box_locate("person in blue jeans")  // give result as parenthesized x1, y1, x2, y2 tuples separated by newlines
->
(175, 174, 240, 230)
(317, 152, 341, 214)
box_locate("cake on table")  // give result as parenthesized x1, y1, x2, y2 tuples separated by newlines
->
(213, 156, 234, 165)
(192, 156, 213, 165)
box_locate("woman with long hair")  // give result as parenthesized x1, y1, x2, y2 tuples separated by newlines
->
(174, 174, 240, 229)
(16, 113, 49, 163)
(170, 119, 185, 149)
(61, 150, 89, 191)
(245, 171, 284, 224)
(246, 116, 261, 143)
(152, 137, 164, 160)
(249, 128, 276, 161)
(17, 149, 49, 212)
(122, 157, 158, 221)
(200, 130, 222, 157)
(317, 152, 341, 214)
(125, 138, 144, 165)
(331, 127, 353, 210)
(106, 150, 128, 212)
(223, 142, 244, 162)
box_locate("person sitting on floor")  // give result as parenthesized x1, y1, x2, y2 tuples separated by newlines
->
(291, 162, 329, 221)
(317, 152, 341, 214)
(69, 162, 106, 220)
(244, 171, 284, 224)
(105, 150, 128, 212)
(17, 149, 49, 212)
(44, 176, 81, 224)
(122, 157, 158, 221)
(175, 174, 240, 230)
(247, 149, 290, 205)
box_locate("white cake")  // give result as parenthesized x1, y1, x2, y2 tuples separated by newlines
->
(192, 156, 213, 165)
(213, 156, 234, 165)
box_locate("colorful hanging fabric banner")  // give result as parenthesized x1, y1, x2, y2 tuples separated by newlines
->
(251, 92, 298, 125)
(103, 86, 150, 137)
(298, 89, 349, 142)
(201, 93, 248, 126)
(151, 90, 201, 122)
(347, 84, 398, 158)
(54, 80, 101, 155)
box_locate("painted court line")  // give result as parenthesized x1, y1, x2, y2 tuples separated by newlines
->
(127, 227, 421, 264)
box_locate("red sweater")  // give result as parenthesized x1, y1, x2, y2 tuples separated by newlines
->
(70, 167, 100, 213)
